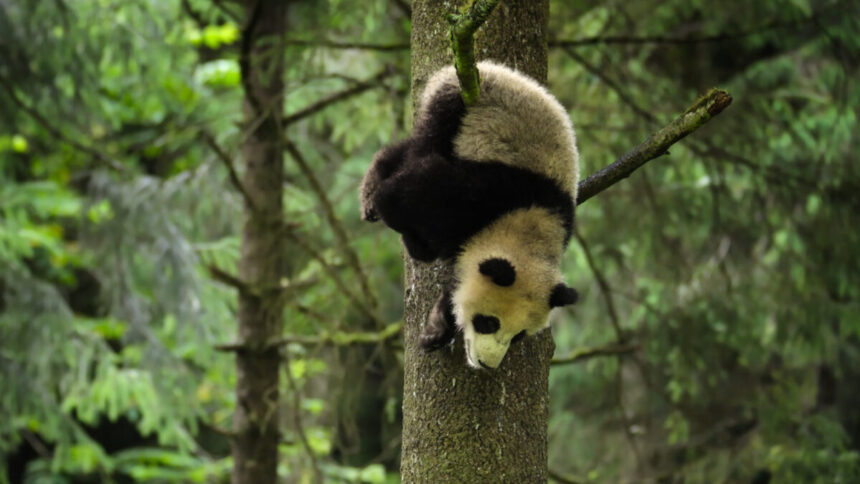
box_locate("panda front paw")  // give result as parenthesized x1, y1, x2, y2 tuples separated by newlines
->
(419, 322, 455, 352)
(361, 204, 379, 222)
(421, 289, 457, 352)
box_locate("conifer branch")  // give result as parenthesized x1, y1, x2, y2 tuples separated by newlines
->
(547, 468, 585, 484)
(282, 66, 395, 126)
(279, 226, 384, 328)
(282, 350, 323, 482)
(201, 130, 258, 212)
(285, 39, 409, 51)
(214, 322, 402, 352)
(0, 75, 126, 172)
(551, 342, 639, 366)
(283, 139, 378, 311)
(448, 0, 501, 105)
(207, 265, 257, 297)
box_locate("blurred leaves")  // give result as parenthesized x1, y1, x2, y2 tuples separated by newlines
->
(0, 0, 857, 482)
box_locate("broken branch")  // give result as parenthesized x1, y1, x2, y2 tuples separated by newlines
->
(576, 89, 732, 205)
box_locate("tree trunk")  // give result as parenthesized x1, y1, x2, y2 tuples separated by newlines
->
(401, 1, 551, 482)
(232, 1, 286, 483)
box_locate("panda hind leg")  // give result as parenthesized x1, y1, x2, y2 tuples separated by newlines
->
(421, 289, 457, 351)
(359, 139, 411, 222)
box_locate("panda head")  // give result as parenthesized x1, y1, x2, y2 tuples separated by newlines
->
(450, 248, 578, 370)
(420, 206, 578, 369)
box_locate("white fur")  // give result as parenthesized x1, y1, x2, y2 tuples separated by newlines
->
(453, 207, 566, 369)
(421, 62, 580, 369)
(420, 61, 579, 200)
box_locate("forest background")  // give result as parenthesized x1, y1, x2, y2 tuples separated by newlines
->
(1, 0, 858, 482)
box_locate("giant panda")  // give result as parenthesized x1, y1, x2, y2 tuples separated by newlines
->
(360, 61, 580, 369)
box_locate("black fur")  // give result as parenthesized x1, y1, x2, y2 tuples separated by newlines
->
(511, 330, 527, 344)
(479, 258, 516, 286)
(421, 289, 457, 351)
(367, 82, 574, 261)
(549, 283, 579, 308)
(472, 314, 501, 334)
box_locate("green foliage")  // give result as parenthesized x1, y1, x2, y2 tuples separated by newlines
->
(1, 0, 857, 482)
(548, 0, 860, 481)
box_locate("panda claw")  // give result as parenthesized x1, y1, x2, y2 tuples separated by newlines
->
(419, 332, 452, 352)
(362, 207, 379, 222)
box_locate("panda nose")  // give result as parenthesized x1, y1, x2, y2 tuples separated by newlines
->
(473, 314, 500, 334)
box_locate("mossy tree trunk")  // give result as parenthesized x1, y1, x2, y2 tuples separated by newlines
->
(232, 1, 287, 483)
(401, 1, 551, 482)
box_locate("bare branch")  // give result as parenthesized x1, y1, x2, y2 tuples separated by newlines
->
(282, 350, 323, 482)
(278, 322, 402, 347)
(283, 66, 395, 126)
(215, 322, 402, 352)
(576, 89, 732, 205)
(208, 264, 254, 296)
(547, 468, 585, 484)
(210, 0, 241, 23)
(279, 226, 384, 328)
(201, 130, 258, 211)
(238, 0, 264, 113)
(285, 39, 409, 51)
(573, 227, 624, 339)
(551, 341, 639, 366)
(550, 17, 818, 48)
(390, 0, 412, 18)
(0, 75, 125, 172)
(563, 46, 656, 123)
(283, 139, 377, 311)
(448, 0, 501, 105)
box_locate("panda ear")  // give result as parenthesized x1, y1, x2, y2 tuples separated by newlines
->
(478, 258, 516, 287)
(549, 283, 579, 308)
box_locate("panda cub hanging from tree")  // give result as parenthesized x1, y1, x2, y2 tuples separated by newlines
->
(360, 61, 580, 369)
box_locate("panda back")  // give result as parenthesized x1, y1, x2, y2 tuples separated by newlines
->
(418, 62, 579, 201)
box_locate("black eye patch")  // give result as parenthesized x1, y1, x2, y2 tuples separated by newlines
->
(472, 314, 500, 334)
(478, 258, 516, 287)
(511, 330, 527, 344)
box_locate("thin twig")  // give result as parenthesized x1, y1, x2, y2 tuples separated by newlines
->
(285, 39, 409, 51)
(210, 0, 241, 23)
(573, 227, 624, 339)
(448, 0, 501, 105)
(238, 0, 264, 113)
(547, 468, 584, 484)
(283, 66, 395, 126)
(201, 130, 258, 211)
(615, 357, 644, 469)
(551, 341, 639, 366)
(280, 226, 384, 328)
(208, 265, 255, 296)
(278, 322, 402, 347)
(390, 0, 412, 18)
(282, 349, 323, 483)
(215, 322, 401, 352)
(550, 17, 816, 48)
(283, 139, 378, 313)
(563, 47, 656, 123)
(0, 75, 125, 172)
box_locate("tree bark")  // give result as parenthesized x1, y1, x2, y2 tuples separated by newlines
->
(232, 1, 286, 483)
(401, 1, 551, 482)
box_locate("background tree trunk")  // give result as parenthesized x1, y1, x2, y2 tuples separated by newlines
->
(401, 1, 551, 482)
(232, 1, 287, 483)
